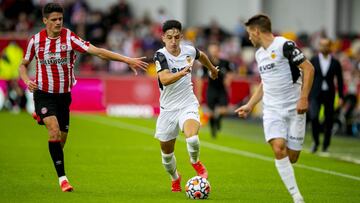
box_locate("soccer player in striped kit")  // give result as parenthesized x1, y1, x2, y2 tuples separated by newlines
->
(19, 3, 148, 192)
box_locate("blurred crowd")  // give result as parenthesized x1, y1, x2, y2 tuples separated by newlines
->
(1, 0, 360, 135)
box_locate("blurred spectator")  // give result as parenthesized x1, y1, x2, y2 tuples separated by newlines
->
(309, 38, 344, 153)
(108, 0, 133, 27)
(204, 19, 229, 43)
(155, 7, 170, 25)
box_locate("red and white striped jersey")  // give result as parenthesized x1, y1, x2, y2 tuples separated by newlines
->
(24, 28, 90, 93)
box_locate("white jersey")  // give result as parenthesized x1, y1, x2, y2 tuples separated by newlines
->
(255, 36, 306, 110)
(154, 44, 200, 111)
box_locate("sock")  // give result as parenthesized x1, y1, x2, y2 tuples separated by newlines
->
(161, 152, 179, 180)
(209, 117, 215, 129)
(275, 156, 301, 196)
(59, 176, 68, 185)
(216, 115, 222, 130)
(48, 141, 65, 178)
(186, 135, 200, 164)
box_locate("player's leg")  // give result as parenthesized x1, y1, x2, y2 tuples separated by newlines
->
(206, 90, 217, 138)
(214, 91, 229, 132)
(160, 139, 181, 191)
(34, 90, 72, 192)
(155, 110, 181, 191)
(53, 92, 73, 191)
(309, 98, 321, 153)
(323, 95, 335, 152)
(180, 105, 208, 178)
(57, 92, 71, 148)
(42, 116, 72, 192)
(270, 138, 304, 203)
(264, 110, 303, 202)
(287, 113, 306, 163)
(183, 119, 201, 163)
(60, 132, 68, 148)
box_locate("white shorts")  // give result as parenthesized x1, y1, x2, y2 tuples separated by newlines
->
(263, 109, 306, 151)
(155, 104, 200, 142)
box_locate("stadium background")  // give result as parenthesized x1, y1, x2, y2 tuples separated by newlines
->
(1, 0, 360, 202)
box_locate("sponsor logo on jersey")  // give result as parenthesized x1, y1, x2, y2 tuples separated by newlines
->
(259, 63, 275, 73)
(171, 66, 188, 73)
(39, 57, 68, 65)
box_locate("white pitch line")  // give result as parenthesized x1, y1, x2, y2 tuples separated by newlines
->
(77, 115, 360, 182)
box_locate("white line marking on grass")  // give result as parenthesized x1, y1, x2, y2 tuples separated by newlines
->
(78, 115, 360, 182)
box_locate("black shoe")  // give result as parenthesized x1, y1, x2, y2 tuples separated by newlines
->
(215, 117, 221, 131)
(210, 125, 217, 139)
(310, 143, 318, 153)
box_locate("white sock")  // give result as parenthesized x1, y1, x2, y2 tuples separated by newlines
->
(275, 157, 301, 197)
(59, 176, 68, 185)
(161, 151, 179, 180)
(186, 135, 200, 164)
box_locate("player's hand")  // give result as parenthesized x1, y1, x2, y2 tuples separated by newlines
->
(235, 104, 252, 118)
(26, 80, 38, 93)
(128, 56, 149, 75)
(209, 66, 219, 80)
(296, 97, 308, 114)
(180, 65, 192, 76)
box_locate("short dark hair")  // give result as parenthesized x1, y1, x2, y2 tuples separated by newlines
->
(162, 20, 182, 33)
(245, 14, 272, 33)
(42, 3, 64, 18)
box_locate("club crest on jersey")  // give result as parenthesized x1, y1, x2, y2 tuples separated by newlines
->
(270, 50, 276, 59)
(186, 55, 192, 64)
(61, 44, 67, 51)
(41, 107, 48, 114)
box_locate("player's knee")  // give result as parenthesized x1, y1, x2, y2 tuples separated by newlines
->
(273, 145, 287, 158)
(184, 130, 197, 137)
(47, 125, 61, 140)
(289, 157, 298, 164)
(289, 153, 299, 163)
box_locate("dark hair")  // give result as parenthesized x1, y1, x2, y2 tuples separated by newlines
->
(245, 14, 272, 33)
(42, 3, 64, 18)
(162, 20, 182, 33)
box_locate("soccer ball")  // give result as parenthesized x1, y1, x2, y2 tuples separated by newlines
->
(185, 176, 211, 199)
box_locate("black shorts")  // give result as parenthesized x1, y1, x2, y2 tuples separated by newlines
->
(206, 89, 228, 111)
(33, 90, 72, 132)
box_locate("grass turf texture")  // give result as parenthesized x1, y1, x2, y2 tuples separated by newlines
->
(1, 111, 360, 202)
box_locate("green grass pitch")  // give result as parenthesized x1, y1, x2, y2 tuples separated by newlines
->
(1, 112, 360, 202)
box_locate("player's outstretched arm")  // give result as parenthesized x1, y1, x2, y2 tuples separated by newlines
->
(158, 64, 192, 86)
(19, 60, 38, 92)
(297, 60, 314, 114)
(197, 51, 219, 80)
(235, 83, 263, 118)
(87, 44, 148, 75)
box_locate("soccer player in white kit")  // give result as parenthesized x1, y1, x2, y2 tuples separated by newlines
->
(154, 20, 219, 192)
(235, 14, 314, 203)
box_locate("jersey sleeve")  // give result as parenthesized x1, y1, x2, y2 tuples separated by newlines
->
(283, 41, 306, 66)
(195, 48, 200, 60)
(24, 38, 35, 62)
(154, 52, 169, 73)
(70, 32, 90, 53)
